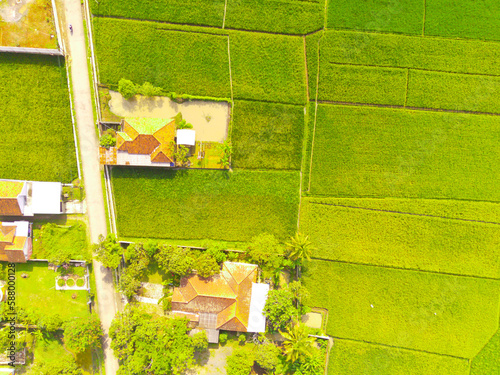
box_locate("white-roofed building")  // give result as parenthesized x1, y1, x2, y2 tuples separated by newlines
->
(176, 129, 196, 146)
(31, 182, 62, 214)
(247, 283, 270, 333)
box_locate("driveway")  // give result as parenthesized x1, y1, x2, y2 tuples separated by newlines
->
(61, 0, 119, 373)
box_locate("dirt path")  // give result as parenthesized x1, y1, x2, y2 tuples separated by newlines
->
(62, 0, 119, 373)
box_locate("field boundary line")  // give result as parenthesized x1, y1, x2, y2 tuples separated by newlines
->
(307, 33, 323, 193)
(309, 201, 500, 226)
(227, 36, 234, 103)
(222, 0, 227, 28)
(323, 0, 329, 29)
(92, 14, 323, 37)
(232, 98, 307, 107)
(422, 0, 427, 36)
(317, 100, 500, 117)
(324, 61, 500, 78)
(404, 68, 409, 107)
(83, 0, 102, 120)
(327, 336, 470, 361)
(310, 257, 500, 281)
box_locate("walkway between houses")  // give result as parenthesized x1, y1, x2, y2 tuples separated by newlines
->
(62, 1, 120, 373)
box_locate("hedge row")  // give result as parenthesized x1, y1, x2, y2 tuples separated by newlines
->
(302, 259, 500, 358)
(300, 199, 500, 278)
(231, 100, 305, 170)
(328, 339, 470, 375)
(0, 54, 77, 183)
(229, 31, 307, 104)
(111, 168, 300, 241)
(309, 104, 500, 201)
(93, 18, 231, 98)
(320, 30, 500, 76)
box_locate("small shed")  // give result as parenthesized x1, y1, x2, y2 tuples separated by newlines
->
(176, 129, 196, 146)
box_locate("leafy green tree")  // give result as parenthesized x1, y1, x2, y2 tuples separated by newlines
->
(118, 78, 138, 99)
(286, 232, 315, 266)
(175, 145, 190, 167)
(156, 245, 193, 277)
(255, 341, 281, 372)
(37, 314, 63, 332)
(63, 315, 103, 353)
(177, 119, 194, 129)
(263, 288, 299, 331)
(0, 327, 10, 352)
(93, 234, 123, 269)
(192, 331, 208, 351)
(195, 253, 220, 278)
(226, 347, 255, 375)
(297, 347, 324, 375)
(281, 323, 315, 364)
(119, 255, 149, 300)
(203, 241, 227, 263)
(246, 233, 284, 271)
(110, 306, 196, 375)
(29, 355, 82, 375)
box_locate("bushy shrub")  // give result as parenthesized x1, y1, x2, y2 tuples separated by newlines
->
(63, 315, 103, 353)
(138, 81, 163, 96)
(118, 78, 137, 99)
(193, 331, 209, 351)
(177, 119, 193, 129)
(99, 133, 116, 148)
(219, 332, 228, 345)
(255, 342, 281, 371)
(226, 347, 255, 375)
(195, 253, 220, 278)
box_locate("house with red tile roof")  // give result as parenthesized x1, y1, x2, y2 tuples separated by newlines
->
(0, 221, 32, 263)
(171, 262, 269, 342)
(99, 118, 178, 166)
(0, 180, 62, 216)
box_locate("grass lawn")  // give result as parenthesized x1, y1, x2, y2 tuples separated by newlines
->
(231, 100, 305, 170)
(15, 262, 89, 321)
(90, 0, 225, 27)
(225, 0, 324, 34)
(326, 0, 424, 35)
(93, 18, 231, 98)
(0, 54, 77, 183)
(302, 260, 500, 358)
(229, 31, 307, 104)
(32, 221, 90, 261)
(309, 104, 500, 201)
(111, 168, 300, 242)
(300, 198, 500, 278)
(328, 338, 470, 375)
(141, 261, 172, 284)
(425, 0, 500, 41)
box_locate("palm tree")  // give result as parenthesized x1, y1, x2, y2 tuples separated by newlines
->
(286, 232, 315, 264)
(280, 322, 316, 364)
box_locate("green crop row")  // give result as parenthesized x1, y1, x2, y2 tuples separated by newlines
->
(229, 31, 307, 104)
(320, 30, 500, 76)
(328, 339, 470, 375)
(327, 0, 424, 35)
(91, 0, 323, 34)
(224, 0, 324, 34)
(326, 0, 500, 41)
(471, 326, 500, 374)
(299, 198, 500, 278)
(93, 17, 231, 98)
(309, 104, 500, 201)
(306, 197, 500, 223)
(231, 100, 305, 170)
(318, 63, 407, 105)
(425, 0, 500, 41)
(0, 54, 77, 183)
(317, 62, 500, 114)
(302, 259, 500, 358)
(111, 168, 300, 241)
(90, 0, 225, 27)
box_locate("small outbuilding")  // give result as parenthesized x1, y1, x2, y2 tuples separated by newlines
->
(176, 129, 196, 146)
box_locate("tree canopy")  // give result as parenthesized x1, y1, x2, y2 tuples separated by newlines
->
(63, 315, 103, 353)
(263, 287, 299, 331)
(93, 234, 123, 269)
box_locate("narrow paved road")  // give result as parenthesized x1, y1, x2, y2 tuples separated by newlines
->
(62, 1, 120, 373)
